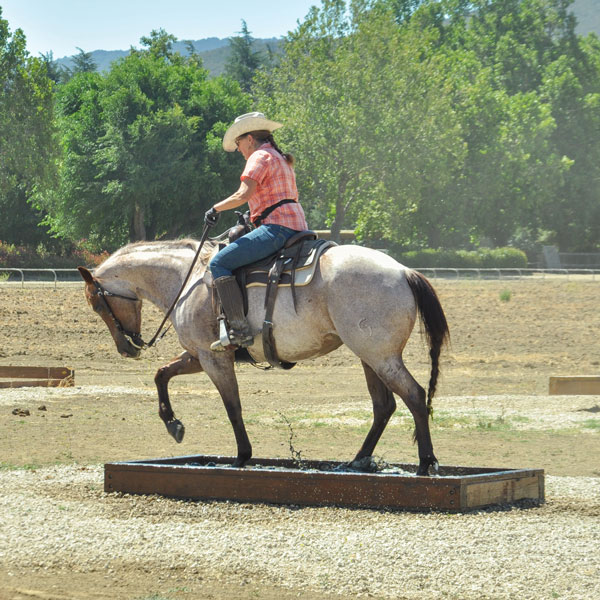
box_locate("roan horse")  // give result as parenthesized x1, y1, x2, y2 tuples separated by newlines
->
(78, 234, 449, 475)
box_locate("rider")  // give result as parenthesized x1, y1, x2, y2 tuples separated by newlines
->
(205, 112, 308, 351)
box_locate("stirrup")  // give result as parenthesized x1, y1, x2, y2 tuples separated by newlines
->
(209, 335, 254, 352)
(210, 319, 254, 352)
(210, 339, 229, 352)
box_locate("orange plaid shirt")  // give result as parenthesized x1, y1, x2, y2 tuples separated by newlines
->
(242, 143, 308, 231)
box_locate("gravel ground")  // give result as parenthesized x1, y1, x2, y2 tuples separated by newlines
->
(0, 464, 598, 599)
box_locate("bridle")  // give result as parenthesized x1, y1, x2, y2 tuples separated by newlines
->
(91, 279, 147, 350)
(90, 223, 213, 353)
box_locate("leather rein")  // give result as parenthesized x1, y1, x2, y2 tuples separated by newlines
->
(91, 224, 212, 352)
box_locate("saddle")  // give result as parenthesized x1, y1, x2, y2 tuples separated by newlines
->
(217, 215, 336, 370)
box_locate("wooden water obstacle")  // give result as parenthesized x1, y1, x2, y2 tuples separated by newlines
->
(0, 366, 74, 388)
(105, 455, 544, 512)
(549, 376, 600, 395)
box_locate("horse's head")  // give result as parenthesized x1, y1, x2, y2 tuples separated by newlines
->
(78, 266, 144, 359)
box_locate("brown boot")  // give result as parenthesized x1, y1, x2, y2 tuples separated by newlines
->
(210, 276, 254, 351)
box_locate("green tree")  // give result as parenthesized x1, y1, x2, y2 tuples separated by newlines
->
(39, 29, 250, 249)
(539, 37, 600, 250)
(0, 9, 58, 247)
(255, 0, 464, 245)
(441, 0, 599, 249)
(225, 20, 264, 93)
(39, 51, 70, 84)
(71, 47, 98, 73)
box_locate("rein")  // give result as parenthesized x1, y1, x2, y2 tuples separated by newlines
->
(93, 224, 212, 351)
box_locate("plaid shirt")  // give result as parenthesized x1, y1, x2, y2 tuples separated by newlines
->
(242, 143, 308, 231)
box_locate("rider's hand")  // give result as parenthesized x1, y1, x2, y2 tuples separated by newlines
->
(204, 207, 220, 227)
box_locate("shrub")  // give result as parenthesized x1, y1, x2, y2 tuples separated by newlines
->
(393, 247, 528, 269)
(0, 240, 108, 269)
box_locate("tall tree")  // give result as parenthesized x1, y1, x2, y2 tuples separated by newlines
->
(255, 0, 464, 245)
(225, 20, 263, 93)
(439, 0, 599, 249)
(71, 47, 98, 73)
(39, 29, 250, 249)
(0, 9, 58, 246)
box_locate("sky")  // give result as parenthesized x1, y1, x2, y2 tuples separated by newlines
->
(0, 0, 318, 59)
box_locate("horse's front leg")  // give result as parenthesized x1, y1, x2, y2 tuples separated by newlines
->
(154, 351, 203, 443)
(201, 351, 252, 467)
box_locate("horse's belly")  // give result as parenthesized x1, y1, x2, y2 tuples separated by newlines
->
(246, 285, 341, 362)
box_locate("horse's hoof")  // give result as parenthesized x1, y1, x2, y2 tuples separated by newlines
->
(416, 458, 439, 476)
(349, 457, 378, 473)
(231, 455, 250, 468)
(166, 419, 185, 443)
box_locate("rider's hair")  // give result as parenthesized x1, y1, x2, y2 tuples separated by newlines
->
(247, 130, 295, 167)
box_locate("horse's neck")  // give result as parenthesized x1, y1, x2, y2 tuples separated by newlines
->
(97, 242, 207, 312)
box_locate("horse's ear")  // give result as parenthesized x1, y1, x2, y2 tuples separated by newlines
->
(78, 266, 94, 284)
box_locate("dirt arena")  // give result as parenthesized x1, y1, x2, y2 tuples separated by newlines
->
(0, 277, 599, 599)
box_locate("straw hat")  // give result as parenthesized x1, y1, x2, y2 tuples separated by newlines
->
(222, 112, 283, 152)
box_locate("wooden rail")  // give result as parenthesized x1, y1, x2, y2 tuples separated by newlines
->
(0, 366, 74, 388)
(549, 376, 600, 395)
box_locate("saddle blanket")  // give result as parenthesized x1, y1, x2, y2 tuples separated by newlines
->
(242, 238, 335, 288)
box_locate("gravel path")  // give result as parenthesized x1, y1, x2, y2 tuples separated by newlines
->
(0, 465, 598, 599)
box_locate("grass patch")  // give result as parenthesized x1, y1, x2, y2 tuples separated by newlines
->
(431, 411, 532, 431)
(476, 417, 511, 431)
(499, 289, 512, 302)
(583, 418, 600, 430)
(0, 462, 43, 471)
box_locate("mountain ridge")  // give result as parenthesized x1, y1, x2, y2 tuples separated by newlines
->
(54, 37, 280, 75)
(53, 1, 597, 76)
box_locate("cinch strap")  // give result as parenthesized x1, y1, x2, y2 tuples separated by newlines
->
(253, 198, 296, 226)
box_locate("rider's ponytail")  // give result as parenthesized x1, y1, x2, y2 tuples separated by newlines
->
(248, 130, 295, 167)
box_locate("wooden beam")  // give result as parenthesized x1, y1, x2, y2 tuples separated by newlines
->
(0, 366, 73, 379)
(0, 366, 74, 388)
(549, 376, 600, 395)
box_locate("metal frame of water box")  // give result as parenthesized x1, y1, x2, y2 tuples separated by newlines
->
(104, 455, 544, 512)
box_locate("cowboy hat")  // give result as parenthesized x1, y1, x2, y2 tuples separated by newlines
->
(222, 112, 283, 152)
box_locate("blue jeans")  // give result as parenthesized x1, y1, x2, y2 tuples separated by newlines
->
(209, 224, 297, 279)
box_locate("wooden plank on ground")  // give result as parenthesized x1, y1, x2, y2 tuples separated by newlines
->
(549, 376, 600, 395)
(0, 379, 73, 389)
(0, 366, 74, 388)
(0, 366, 73, 379)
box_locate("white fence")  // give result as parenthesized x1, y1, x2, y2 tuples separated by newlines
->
(416, 267, 600, 280)
(2, 266, 600, 287)
(0, 268, 82, 288)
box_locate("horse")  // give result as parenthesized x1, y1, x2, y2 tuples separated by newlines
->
(77, 234, 449, 476)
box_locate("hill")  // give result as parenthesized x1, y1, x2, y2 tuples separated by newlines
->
(54, 37, 281, 76)
(572, 0, 600, 37)
(53, 2, 597, 77)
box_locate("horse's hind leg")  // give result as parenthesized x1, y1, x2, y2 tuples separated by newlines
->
(353, 361, 397, 464)
(154, 351, 203, 443)
(373, 357, 438, 476)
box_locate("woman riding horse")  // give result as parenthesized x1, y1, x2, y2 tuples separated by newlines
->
(205, 112, 309, 351)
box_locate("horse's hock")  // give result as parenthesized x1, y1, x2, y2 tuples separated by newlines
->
(104, 455, 545, 512)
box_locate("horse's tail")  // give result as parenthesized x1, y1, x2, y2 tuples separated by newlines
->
(405, 269, 450, 416)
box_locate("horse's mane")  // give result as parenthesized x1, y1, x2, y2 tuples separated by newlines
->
(98, 238, 219, 270)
